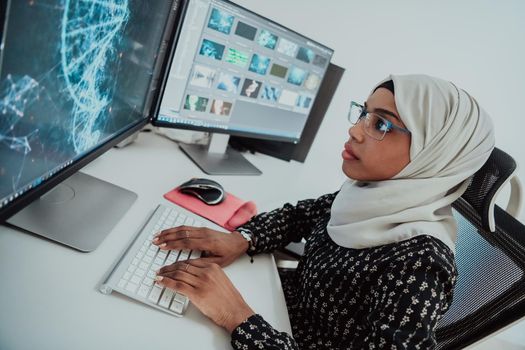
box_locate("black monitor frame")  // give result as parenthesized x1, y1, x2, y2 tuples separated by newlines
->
(0, 0, 186, 223)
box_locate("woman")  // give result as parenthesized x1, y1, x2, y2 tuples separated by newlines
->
(153, 74, 495, 349)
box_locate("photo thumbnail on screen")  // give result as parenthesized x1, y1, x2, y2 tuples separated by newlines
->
(296, 46, 315, 63)
(257, 29, 278, 49)
(260, 85, 281, 101)
(248, 54, 271, 75)
(235, 21, 257, 41)
(277, 38, 298, 57)
(190, 65, 217, 88)
(210, 99, 232, 116)
(207, 8, 234, 34)
(184, 95, 209, 112)
(199, 39, 225, 60)
(240, 78, 261, 98)
(216, 72, 241, 93)
(225, 48, 249, 67)
(287, 66, 307, 86)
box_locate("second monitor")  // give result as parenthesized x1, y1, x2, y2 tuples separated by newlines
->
(153, 0, 334, 175)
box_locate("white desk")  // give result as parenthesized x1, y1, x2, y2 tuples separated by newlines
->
(0, 131, 322, 350)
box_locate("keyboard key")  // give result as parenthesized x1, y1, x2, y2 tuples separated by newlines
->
(184, 217, 194, 226)
(168, 250, 180, 260)
(178, 250, 189, 260)
(143, 277, 154, 286)
(135, 268, 146, 278)
(125, 282, 139, 293)
(148, 286, 163, 304)
(159, 289, 174, 308)
(130, 275, 142, 285)
(170, 301, 184, 314)
(148, 244, 158, 251)
(123, 271, 131, 280)
(189, 250, 201, 259)
(118, 279, 127, 289)
(137, 284, 150, 298)
(174, 293, 187, 304)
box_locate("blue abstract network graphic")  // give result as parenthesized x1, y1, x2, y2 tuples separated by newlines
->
(0, 75, 41, 190)
(0, 0, 130, 198)
(60, 0, 129, 153)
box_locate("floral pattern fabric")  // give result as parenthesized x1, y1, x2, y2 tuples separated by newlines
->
(231, 193, 457, 349)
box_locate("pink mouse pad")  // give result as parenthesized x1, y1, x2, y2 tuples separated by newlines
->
(164, 187, 257, 231)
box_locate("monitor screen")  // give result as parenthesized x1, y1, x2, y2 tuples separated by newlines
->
(155, 0, 334, 143)
(0, 0, 174, 215)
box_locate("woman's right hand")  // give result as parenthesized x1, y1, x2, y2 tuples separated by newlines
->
(152, 226, 249, 267)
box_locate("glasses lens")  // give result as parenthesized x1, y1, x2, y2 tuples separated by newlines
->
(348, 102, 363, 124)
(364, 113, 388, 140)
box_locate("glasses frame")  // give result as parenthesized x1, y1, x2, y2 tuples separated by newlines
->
(348, 101, 411, 141)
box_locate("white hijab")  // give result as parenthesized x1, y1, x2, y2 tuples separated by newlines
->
(327, 74, 495, 253)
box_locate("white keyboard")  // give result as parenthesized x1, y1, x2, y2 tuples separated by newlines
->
(99, 204, 214, 316)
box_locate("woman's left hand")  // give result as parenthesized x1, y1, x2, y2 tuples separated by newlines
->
(155, 259, 255, 333)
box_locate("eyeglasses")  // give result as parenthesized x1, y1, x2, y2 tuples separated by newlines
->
(348, 101, 411, 141)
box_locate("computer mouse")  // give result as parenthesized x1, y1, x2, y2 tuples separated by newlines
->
(178, 178, 225, 205)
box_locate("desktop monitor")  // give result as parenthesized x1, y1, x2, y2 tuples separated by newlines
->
(152, 0, 334, 175)
(0, 0, 183, 251)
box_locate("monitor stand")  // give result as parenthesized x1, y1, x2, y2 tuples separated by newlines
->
(180, 133, 261, 175)
(6, 172, 137, 252)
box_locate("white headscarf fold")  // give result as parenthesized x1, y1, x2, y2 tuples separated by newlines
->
(327, 74, 495, 253)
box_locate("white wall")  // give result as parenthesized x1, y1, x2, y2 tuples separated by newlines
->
(235, 0, 525, 222)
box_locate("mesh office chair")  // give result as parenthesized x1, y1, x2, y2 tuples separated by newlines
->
(435, 147, 525, 349)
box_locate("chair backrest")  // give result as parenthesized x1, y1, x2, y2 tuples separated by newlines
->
(436, 148, 525, 349)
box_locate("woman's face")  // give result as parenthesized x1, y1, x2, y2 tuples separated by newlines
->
(341, 88, 411, 181)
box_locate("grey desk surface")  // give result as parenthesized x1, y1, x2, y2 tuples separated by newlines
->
(0, 131, 308, 350)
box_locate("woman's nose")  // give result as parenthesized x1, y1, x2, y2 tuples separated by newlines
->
(349, 123, 365, 142)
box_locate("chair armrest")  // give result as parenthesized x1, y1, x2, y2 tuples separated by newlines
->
(507, 175, 523, 219)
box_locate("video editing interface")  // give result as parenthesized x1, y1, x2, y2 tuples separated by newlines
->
(0, 1, 173, 210)
(157, 0, 334, 142)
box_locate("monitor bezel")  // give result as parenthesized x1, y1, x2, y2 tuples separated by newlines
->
(0, 0, 186, 222)
(149, 0, 334, 143)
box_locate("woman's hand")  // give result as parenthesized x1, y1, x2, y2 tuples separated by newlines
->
(156, 259, 255, 333)
(152, 226, 249, 267)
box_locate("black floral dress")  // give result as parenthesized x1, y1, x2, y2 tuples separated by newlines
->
(231, 193, 457, 349)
